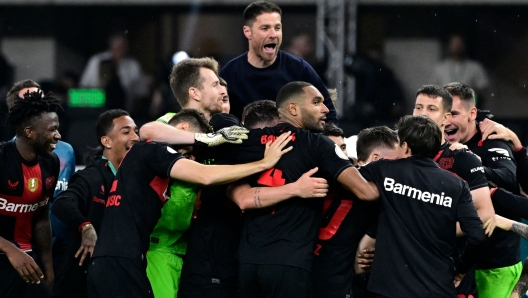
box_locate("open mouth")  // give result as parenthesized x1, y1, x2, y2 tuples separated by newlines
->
(50, 143, 57, 150)
(444, 127, 458, 140)
(263, 43, 277, 53)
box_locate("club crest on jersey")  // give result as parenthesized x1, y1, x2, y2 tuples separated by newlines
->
(438, 157, 454, 169)
(334, 144, 349, 160)
(27, 178, 38, 192)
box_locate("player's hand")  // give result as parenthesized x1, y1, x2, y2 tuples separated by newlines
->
(5, 245, 43, 284)
(484, 214, 513, 237)
(449, 142, 468, 151)
(261, 132, 293, 169)
(479, 118, 522, 149)
(453, 268, 465, 287)
(511, 292, 521, 298)
(294, 168, 329, 198)
(194, 126, 249, 147)
(357, 247, 375, 272)
(75, 225, 97, 266)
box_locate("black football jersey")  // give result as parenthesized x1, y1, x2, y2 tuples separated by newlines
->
(361, 157, 484, 298)
(92, 141, 183, 262)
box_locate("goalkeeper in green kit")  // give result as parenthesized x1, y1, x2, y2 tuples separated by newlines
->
(146, 110, 213, 297)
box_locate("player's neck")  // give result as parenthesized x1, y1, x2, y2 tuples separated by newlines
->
(247, 50, 276, 68)
(278, 115, 302, 129)
(463, 122, 479, 144)
(103, 150, 122, 172)
(14, 137, 38, 162)
(182, 103, 212, 121)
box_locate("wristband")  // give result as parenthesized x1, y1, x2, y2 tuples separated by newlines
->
(514, 146, 524, 153)
(78, 221, 92, 233)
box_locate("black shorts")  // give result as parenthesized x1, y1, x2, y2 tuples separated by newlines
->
(239, 263, 312, 298)
(0, 252, 50, 298)
(179, 284, 239, 298)
(87, 256, 153, 298)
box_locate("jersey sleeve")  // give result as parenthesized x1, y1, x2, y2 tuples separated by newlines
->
(453, 151, 489, 190)
(301, 60, 338, 125)
(52, 170, 96, 229)
(141, 142, 185, 178)
(316, 135, 353, 183)
(454, 183, 486, 273)
(491, 187, 528, 220)
(481, 140, 517, 191)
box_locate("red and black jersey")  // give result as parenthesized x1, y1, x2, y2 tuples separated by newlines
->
(92, 141, 183, 262)
(434, 141, 489, 191)
(224, 123, 353, 271)
(0, 140, 59, 251)
(311, 173, 379, 298)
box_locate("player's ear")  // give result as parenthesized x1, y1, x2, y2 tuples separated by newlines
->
(287, 102, 298, 116)
(189, 87, 200, 101)
(101, 135, 111, 149)
(24, 126, 35, 139)
(469, 107, 477, 121)
(243, 25, 251, 39)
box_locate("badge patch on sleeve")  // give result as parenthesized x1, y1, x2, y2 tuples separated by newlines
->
(335, 144, 349, 160)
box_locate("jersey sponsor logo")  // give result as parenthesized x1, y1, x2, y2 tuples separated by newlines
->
(491, 156, 511, 162)
(470, 166, 484, 173)
(7, 180, 18, 188)
(383, 177, 452, 208)
(0, 197, 49, 213)
(334, 144, 349, 160)
(93, 196, 105, 204)
(27, 178, 38, 193)
(488, 148, 510, 157)
(438, 157, 454, 169)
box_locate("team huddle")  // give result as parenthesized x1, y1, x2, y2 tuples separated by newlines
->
(1, 1, 527, 298)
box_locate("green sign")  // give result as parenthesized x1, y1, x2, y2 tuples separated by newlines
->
(68, 89, 105, 108)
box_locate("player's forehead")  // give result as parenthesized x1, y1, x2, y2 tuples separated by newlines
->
(18, 87, 40, 98)
(254, 12, 282, 26)
(415, 93, 443, 109)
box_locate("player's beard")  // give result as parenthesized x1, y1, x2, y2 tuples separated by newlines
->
(301, 112, 323, 132)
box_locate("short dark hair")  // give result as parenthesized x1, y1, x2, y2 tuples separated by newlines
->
(396, 115, 442, 159)
(169, 57, 219, 107)
(168, 109, 211, 133)
(416, 85, 453, 113)
(443, 82, 476, 108)
(243, 1, 282, 26)
(6, 79, 41, 111)
(323, 123, 344, 138)
(95, 109, 130, 147)
(356, 126, 398, 163)
(6, 90, 62, 136)
(275, 81, 313, 109)
(242, 100, 279, 129)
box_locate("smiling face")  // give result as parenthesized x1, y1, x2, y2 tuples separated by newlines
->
(298, 86, 329, 132)
(30, 112, 61, 156)
(244, 12, 282, 68)
(105, 115, 139, 161)
(444, 96, 477, 144)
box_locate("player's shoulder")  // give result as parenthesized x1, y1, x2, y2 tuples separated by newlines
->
(220, 52, 248, 73)
(279, 51, 308, 68)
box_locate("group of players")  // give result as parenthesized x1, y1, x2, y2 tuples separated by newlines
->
(2, 1, 528, 298)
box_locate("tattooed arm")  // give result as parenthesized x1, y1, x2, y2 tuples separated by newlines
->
(484, 214, 528, 239)
(33, 204, 54, 289)
(228, 168, 328, 210)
